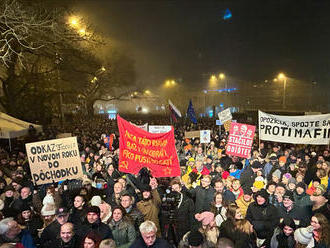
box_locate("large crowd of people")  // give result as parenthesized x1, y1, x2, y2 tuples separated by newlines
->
(0, 115, 329, 248)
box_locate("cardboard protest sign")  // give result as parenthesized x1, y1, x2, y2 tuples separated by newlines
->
(218, 108, 232, 123)
(149, 125, 172, 134)
(200, 130, 211, 143)
(185, 131, 200, 139)
(259, 110, 330, 145)
(226, 122, 256, 158)
(26, 137, 83, 185)
(117, 115, 180, 177)
(224, 120, 232, 132)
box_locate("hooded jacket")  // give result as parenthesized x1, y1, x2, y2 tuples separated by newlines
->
(246, 189, 280, 240)
(77, 218, 113, 240)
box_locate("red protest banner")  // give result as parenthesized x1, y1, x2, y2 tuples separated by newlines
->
(226, 122, 256, 158)
(117, 115, 180, 177)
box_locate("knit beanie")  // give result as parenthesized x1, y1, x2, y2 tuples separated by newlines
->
(283, 173, 292, 179)
(253, 176, 265, 190)
(279, 156, 287, 163)
(42, 194, 55, 206)
(90, 195, 102, 207)
(316, 184, 327, 195)
(195, 211, 215, 226)
(41, 204, 56, 216)
(294, 226, 314, 245)
(288, 177, 296, 185)
(283, 191, 294, 202)
(188, 230, 204, 246)
(255, 189, 269, 202)
(87, 206, 101, 216)
(272, 169, 281, 179)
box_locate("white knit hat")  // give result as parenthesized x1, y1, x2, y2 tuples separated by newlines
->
(90, 195, 102, 207)
(41, 204, 56, 216)
(294, 226, 314, 245)
(43, 194, 55, 206)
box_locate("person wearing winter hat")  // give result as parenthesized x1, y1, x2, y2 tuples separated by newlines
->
(195, 211, 219, 245)
(307, 177, 321, 196)
(187, 230, 205, 247)
(278, 190, 311, 227)
(272, 169, 282, 184)
(294, 182, 313, 209)
(246, 189, 280, 247)
(76, 206, 113, 241)
(90, 195, 102, 207)
(287, 177, 297, 191)
(252, 176, 265, 192)
(136, 180, 162, 237)
(314, 184, 327, 196)
(270, 217, 296, 248)
(236, 187, 254, 218)
(240, 160, 261, 189)
(294, 225, 314, 247)
(40, 206, 70, 248)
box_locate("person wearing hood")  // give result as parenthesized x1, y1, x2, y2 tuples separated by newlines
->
(246, 189, 280, 247)
(1, 185, 18, 218)
(294, 182, 313, 209)
(77, 206, 113, 241)
(270, 217, 296, 248)
(278, 191, 311, 227)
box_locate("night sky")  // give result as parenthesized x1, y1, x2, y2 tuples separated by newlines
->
(75, 0, 330, 88)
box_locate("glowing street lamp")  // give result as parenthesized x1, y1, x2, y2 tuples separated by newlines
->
(68, 16, 79, 28)
(277, 73, 287, 109)
(219, 73, 225, 80)
(144, 90, 151, 95)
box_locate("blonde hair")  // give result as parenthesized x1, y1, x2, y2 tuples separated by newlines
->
(235, 219, 253, 235)
(99, 239, 116, 248)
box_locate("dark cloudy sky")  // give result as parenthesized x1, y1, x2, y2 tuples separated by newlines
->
(74, 0, 330, 88)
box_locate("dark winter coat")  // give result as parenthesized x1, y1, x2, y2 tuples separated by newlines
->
(278, 205, 311, 227)
(21, 215, 43, 244)
(246, 201, 280, 240)
(77, 219, 113, 240)
(69, 207, 87, 226)
(239, 167, 257, 189)
(40, 220, 61, 248)
(0, 229, 36, 248)
(188, 186, 215, 213)
(109, 219, 136, 248)
(126, 206, 144, 233)
(270, 227, 295, 248)
(174, 193, 195, 241)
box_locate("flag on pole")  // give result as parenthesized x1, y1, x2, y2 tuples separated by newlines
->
(187, 99, 197, 124)
(168, 100, 181, 122)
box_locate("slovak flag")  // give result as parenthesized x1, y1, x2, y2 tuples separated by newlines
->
(168, 99, 182, 122)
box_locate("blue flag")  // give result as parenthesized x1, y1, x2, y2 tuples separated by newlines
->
(187, 99, 197, 124)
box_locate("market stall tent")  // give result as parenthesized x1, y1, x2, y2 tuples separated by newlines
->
(0, 112, 42, 139)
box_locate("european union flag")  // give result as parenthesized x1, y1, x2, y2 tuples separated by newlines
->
(223, 8, 232, 20)
(187, 99, 197, 124)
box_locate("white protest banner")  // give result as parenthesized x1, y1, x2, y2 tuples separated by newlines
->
(218, 108, 232, 123)
(148, 125, 172, 134)
(200, 130, 211, 143)
(26, 137, 83, 185)
(258, 110, 330, 145)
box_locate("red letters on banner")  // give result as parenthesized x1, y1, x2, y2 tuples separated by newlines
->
(117, 115, 180, 177)
(226, 122, 256, 158)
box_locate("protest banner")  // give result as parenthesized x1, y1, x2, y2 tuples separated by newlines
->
(259, 110, 330, 145)
(56, 133, 72, 139)
(200, 130, 211, 143)
(117, 115, 180, 177)
(184, 131, 201, 139)
(149, 125, 172, 134)
(226, 122, 256, 158)
(130, 122, 148, 131)
(216, 120, 223, 126)
(218, 108, 232, 123)
(26, 137, 83, 185)
(224, 120, 232, 132)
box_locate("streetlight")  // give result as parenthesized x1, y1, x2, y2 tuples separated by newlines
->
(277, 73, 287, 109)
(68, 16, 79, 28)
(219, 73, 225, 80)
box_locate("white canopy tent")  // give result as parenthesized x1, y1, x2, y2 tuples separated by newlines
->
(0, 112, 42, 139)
